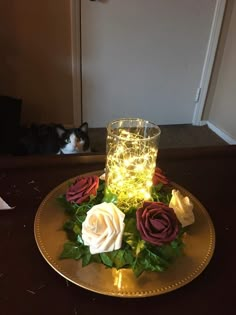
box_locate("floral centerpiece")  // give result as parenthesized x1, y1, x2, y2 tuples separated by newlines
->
(58, 167, 195, 277)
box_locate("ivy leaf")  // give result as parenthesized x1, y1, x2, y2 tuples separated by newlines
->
(57, 195, 79, 215)
(100, 253, 113, 267)
(132, 248, 170, 277)
(82, 247, 92, 267)
(63, 221, 78, 242)
(76, 234, 83, 244)
(63, 220, 74, 231)
(123, 250, 135, 266)
(60, 242, 83, 260)
(145, 248, 169, 269)
(97, 180, 105, 193)
(74, 213, 87, 224)
(102, 188, 117, 203)
(132, 259, 145, 278)
(112, 250, 126, 269)
(123, 218, 141, 253)
(151, 185, 172, 204)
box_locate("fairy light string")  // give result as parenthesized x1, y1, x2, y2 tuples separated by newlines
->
(105, 129, 158, 212)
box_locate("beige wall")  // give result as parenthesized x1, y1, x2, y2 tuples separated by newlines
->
(204, 0, 236, 142)
(0, 0, 74, 125)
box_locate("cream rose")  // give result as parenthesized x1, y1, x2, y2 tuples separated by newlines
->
(99, 173, 106, 181)
(82, 202, 125, 254)
(169, 189, 195, 227)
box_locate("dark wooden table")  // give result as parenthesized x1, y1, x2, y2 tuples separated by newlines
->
(0, 146, 235, 315)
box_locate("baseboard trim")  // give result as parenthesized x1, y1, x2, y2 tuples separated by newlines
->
(206, 121, 236, 144)
(198, 120, 208, 126)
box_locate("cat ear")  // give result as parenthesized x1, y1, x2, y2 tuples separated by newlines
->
(56, 126, 66, 137)
(80, 122, 88, 133)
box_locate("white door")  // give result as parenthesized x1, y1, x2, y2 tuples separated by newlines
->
(80, 0, 218, 127)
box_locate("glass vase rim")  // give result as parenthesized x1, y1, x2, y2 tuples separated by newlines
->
(106, 118, 161, 141)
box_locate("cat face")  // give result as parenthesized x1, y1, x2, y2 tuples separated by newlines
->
(60, 132, 85, 154)
(58, 123, 90, 154)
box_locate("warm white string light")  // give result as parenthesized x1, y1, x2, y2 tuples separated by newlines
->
(105, 121, 160, 212)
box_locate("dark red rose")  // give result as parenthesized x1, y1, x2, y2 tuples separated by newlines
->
(136, 201, 179, 246)
(66, 175, 99, 204)
(152, 167, 169, 186)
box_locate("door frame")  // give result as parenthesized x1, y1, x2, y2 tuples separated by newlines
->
(192, 0, 226, 125)
(70, 0, 226, 127)
(70, 0, 82, 126)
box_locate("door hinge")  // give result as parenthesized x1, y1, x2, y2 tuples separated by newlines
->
(195, 87, 202, 103)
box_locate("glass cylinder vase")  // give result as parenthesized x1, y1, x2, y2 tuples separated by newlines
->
(105, 118, 161, 212)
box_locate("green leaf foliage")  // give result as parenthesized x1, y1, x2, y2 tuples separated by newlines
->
(58, 178, 186, 277)
(151, 184, 172, 204)
(102, 187, 118, 203)
(60, 242, 84, 260)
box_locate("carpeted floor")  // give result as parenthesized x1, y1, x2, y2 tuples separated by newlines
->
(89, 124, 227, 153)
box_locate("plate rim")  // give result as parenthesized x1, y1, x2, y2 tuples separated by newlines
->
(34, 170, 215, 298)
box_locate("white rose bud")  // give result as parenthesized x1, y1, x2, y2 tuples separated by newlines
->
(82, 202, 125, 254)
(99, 173, 106, 180)
(169, 189, 195, 227)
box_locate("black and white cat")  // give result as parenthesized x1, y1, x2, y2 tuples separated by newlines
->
(18, 122, 90, 155)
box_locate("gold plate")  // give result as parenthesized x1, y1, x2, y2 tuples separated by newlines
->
(34, 171, 215, 298)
